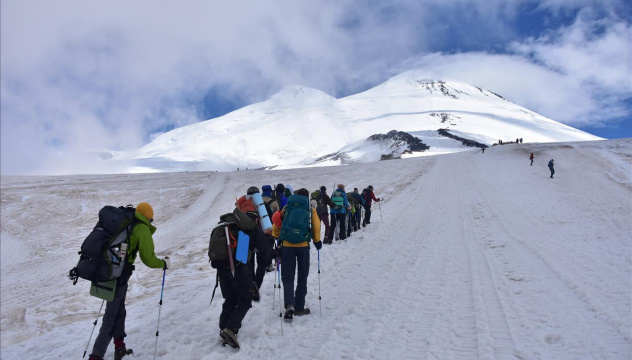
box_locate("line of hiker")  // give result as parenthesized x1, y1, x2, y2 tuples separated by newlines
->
(70, 182, 381, 357)
(210, 183, 380, 348)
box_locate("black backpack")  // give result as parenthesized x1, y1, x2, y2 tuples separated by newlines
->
(311, 190, 326, 214)
(68, 205, 136, 285)
(208, 208, 255, 268)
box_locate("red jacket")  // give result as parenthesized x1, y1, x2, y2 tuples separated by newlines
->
(363, 190, 380, 208)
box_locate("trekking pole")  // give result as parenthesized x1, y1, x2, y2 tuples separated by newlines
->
(82, 299, 105, 358)
(378, 201, 383, 222)
(153, 268, 166, 360)
(272, 251, 278, 311)
(318, 249, 322, 317)
(277, 256, 283, 336)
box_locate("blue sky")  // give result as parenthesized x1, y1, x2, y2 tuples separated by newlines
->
(1, 0, 630, 174)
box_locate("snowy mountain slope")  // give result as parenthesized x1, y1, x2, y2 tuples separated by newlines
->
(106, 71, 603, 173)
(1, 139, 630, 359)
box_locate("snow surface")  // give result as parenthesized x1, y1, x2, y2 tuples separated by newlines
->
(104, 71, 603, 174)
(1, 139, 630, 359)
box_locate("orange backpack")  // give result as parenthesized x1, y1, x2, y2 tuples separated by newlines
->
(236, 195, 257, 214)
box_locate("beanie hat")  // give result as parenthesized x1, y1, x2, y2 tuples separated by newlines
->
(262, 185, 273, 197)
(136, 202, 154, 220)
(295, 188, 309, 197)
(247, 186, 260, 195)
(276, 184, 285, 193)
(368, 185, 374, 191)
(320, 186, 326, 193)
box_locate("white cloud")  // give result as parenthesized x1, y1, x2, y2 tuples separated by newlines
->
(1, 0, 630, 174)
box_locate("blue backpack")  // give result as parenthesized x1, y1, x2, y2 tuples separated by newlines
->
(280, 194, 311, 243)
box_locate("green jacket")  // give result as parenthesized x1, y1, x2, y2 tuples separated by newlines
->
(127, 212, 164, 269)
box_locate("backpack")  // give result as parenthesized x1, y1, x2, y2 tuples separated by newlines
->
(311, 190, 326, 214)
(331, 189, 344, 209)
(346, 192, 357, 210)
(280, 194, 311, 243)
(69, 205, 136, 285)
(362, 189, 370, 206)
(208, 208, 255, 268)
(236, 195, 257, 214)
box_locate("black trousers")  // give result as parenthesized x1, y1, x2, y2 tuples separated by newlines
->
(90, 262, 134, 359)
(218, 264, 253, 333)
(328, 213, 347, 240)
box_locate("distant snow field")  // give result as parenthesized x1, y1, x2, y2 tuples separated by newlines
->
(1, 139, 630, 359)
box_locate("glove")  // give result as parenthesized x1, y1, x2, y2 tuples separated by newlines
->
(314, 241, 322, 250)
(163, 256, 170, 270)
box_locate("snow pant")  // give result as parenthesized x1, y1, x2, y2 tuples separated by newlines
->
(281, 246, 310, 312)
(90, 262, 134, 359)
(347, 212, 356, 236)
(354, 209, 362, 229)
(549, 166, 555, 178)
(250, 236, 274, 289)
(218, 264, 253, 333)
(327, 213, 347, 241)
(364, 206, 372, 225)
(318, 212, 330, 239)
(530, 159, 533, 166)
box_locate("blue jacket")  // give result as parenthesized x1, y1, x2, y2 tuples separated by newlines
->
(329, 187, 350, 214)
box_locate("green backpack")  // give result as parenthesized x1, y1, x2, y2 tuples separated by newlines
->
(331, 189, 344, 209)
(280, 194, 311, 243)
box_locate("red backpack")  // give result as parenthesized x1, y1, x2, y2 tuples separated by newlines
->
(236, 195, 257, 214)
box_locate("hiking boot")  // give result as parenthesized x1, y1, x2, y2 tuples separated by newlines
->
(252, 282, 260, 302)
(295, 308, 311, 316)
(284, 305, 294, 321)
(114, 345, 133, 360)
(220, 328, 240, 348)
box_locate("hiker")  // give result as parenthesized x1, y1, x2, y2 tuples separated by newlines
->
(261, 185, 280, 216)
(275, 184, 288, 210)
(211, 207, 273, 348)
(351, 188, 365, 230)
(482, 147, 485, 154)
(548, 159, 555, 178)
(530, 153, 534, 166)
(272, 188, 321, 320)
(325, 184, 350, 243)
(346, 190, 359, 236)
(516, 138, 519, 144)
(362, 185, 380, 226)
(520, 138, 523, 144)
(89, 202, 169, 360)
(315, 186, 336, 240)
(284, 184, 294, 198)
(241, 187, 275, 302)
